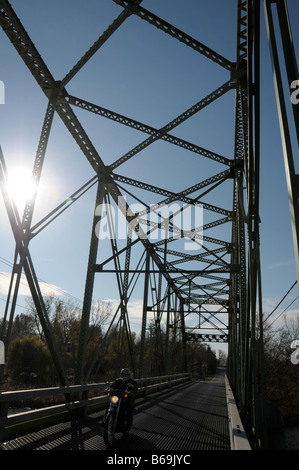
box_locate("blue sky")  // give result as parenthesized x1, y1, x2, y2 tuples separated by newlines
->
(0, 0, 299, 356)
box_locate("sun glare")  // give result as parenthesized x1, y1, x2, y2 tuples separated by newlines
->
(6, 168, 38, 211)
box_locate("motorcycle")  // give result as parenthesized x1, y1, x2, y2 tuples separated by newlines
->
(103, 386, 134, 448)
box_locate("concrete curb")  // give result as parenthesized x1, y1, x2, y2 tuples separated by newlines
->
(225, 375, 251, 450)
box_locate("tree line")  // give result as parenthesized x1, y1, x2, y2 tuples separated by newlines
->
(0, 295, 219, 388)
(263, 314, 299, 425)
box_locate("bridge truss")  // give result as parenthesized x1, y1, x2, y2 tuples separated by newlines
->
(1, 0, 297, 449)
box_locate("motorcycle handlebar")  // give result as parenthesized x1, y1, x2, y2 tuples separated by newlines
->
(105, 388, 134, 397)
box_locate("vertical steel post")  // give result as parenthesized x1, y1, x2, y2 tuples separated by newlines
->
(246, 0, 266, 448)
(228, 0, 248, 413)
(228, 0, 266, 448)
(165, 286, 171, 374)
(275, 0, 299, 145)
(264, 0, 299, 293)
(75, 181, 105, 384)
(179, 300, 187, 373)
(119, 223, 138, 377)
(139, 248, 150, 378)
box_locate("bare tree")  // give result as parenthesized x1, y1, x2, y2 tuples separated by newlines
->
(263, 313, 299, 421)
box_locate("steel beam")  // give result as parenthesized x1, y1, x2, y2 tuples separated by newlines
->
(110, 81, 234, 170)
(185, 333, 228, 343)
(61, 0, 143, 87)
(67, 94, 233, 167)
(112, 0, 235, 71)
(264, 0, 299, 293)
(75, 183, 105, 385)
(0, 149, 68, 387)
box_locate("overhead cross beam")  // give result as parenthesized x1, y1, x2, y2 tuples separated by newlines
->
(66, 94, 233, 167)
(111, 0, 235, 71)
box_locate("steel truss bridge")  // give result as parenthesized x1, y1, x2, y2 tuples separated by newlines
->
(0, 0, 298, 450)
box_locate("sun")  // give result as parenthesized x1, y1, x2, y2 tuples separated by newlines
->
(6, 167, 38, 211)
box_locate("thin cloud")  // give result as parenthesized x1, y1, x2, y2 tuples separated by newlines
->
(267, 308, 299, 328)
(263, 294, 299, 328)
(267, 259, 293, 270)
(0, 271, 67, 298)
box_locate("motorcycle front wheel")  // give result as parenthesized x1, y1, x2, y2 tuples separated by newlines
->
(103, 412, 116, 448)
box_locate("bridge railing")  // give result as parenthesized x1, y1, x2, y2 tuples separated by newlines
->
(0, 373, 191, 445)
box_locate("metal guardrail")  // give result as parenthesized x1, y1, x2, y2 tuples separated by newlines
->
(0, 373, 191, 445)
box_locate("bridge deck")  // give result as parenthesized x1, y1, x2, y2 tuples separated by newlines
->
(2, 369, 231, 451)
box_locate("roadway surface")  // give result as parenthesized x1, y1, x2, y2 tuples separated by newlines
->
(2, 368, 230, 450)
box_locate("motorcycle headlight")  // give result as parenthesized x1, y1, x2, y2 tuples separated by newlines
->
(111, 395, 119, 404)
